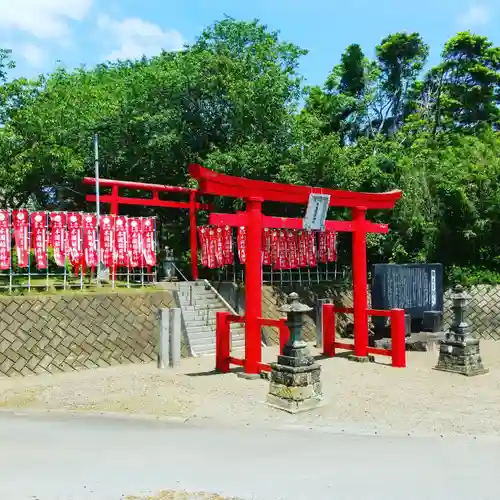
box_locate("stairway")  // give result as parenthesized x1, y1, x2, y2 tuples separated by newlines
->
(176, 281, 245, 356)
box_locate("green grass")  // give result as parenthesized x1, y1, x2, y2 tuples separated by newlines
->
(0, 276, 164, 296)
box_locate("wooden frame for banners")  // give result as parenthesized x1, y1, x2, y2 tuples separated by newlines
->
(188, 163, 402, 375)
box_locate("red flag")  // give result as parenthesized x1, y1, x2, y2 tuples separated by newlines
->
(83, 214, 98, 268)
(100, 215, 115, 267)
(66, 213, 83, 267)
(270, 230, 279, 268)
(31, 212, 48, 269)
(50, 212, 66, 267)
(262, 228, 271, 266)
(128, 218, 142, 267)
(0, 210, 11, 270)
(214, 227, 224, 267)
(142, 218, 156, 266)
(222, 226, 233, 265)
(287, 230, 299, 269)
(318, 231, 328, 264)
(114, 216, 128, 266)
(237, 227, 246, 264)
(306, 231, 317, 267)
(207, 228, 217, 269)
(327, 231, 337, 262)
(274, 231, 288, 270)
(198, 226, 209, 267)
(13, 210, 29, 268)
(297, 231, 308, 268)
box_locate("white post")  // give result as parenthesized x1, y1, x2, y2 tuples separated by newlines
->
(94, 133, 101, 286)
(158, 308, 170, 369)
(316, 298, 330, 348)
(169, 308, 181, 368)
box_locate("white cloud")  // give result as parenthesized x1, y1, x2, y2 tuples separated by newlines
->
(18, 43, 45, 67)
(97, 14, 185, 61)
(458, 4, 490, 27)
(0, 0, 92, 40)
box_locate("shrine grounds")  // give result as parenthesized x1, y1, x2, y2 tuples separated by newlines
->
(1, 341, 500, 439)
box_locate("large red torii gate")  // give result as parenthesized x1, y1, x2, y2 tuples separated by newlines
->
(188, 163, 402, 375)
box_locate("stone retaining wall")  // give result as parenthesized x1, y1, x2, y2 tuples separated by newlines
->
(0, 290, 173, 377)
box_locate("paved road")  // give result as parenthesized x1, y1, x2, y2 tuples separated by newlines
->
(1, 411, 500, 500)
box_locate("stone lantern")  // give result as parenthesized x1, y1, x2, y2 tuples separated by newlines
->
(435, 284, 488, 376)
(266, 292, 323, 413)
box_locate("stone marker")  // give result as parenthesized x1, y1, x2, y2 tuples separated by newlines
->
(266, 292, 323, 413)
(371, 263, 444, 336)
(435, 284, 488, 377)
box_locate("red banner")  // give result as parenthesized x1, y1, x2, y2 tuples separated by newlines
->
(222, 226, 233, 266)
(114, 216, 128, 266)
(327, 231, 337, 262)
(318, 231, 328, 264)
(274, 231, 288, 270)
(262, 229, 271, 266)
(127, 218, 142, 268)
(83, 214, 98, 268)
(142, 218, 156, 266)
(270, 230, 279, 268)
(31, 212, 48, 269)
(199, 226, 209, 267)
(13, 209, 29, 268)
(306, 231, 317, 267)
(287, 230, 299, 269)
(100, 216, 115, 267)
(50, 212, 66, 267)
(297, 231, 308, 268)
(66, 213, 83, 267)
(214, 227, 224, 267)
(237, 227, 246, 264)
(0, 211, 10, 270)
(206, 228, 217, 269)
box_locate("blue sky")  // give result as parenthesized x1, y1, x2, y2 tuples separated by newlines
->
(1, 0, 499, 85)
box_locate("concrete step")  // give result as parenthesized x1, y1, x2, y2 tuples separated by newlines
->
(181, 305, 226, 311)
(186, 326, 216, 335)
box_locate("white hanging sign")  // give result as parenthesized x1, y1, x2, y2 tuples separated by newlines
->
(303, 193, 331, 231)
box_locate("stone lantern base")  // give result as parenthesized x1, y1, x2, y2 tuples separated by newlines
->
(435, 337, 488, 377)
(266, 346, 323, 414)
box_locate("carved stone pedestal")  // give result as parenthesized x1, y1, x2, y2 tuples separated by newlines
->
(265, 292, 323, 413)
(434, 284, 488, 377)
(266, 346, 323, 413)
(435, 337, 488, 376)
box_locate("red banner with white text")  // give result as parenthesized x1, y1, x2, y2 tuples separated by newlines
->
(31, 212, 48, 269)
(50, 212, 66, 267)
(0, 211, 11, 270)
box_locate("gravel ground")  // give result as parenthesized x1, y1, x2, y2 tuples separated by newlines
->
(1, 341, 500, 438)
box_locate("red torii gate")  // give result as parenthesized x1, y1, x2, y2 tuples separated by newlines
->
(188, 163, 402, 375)
(83, 177, 211, 280)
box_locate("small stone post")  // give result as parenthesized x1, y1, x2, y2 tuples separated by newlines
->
(435, 284, 488, 376)
(266, 293, 323, 413)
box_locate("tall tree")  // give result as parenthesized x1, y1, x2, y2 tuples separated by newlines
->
(374, 32, 429, 134)
(426, 32, 500, 132)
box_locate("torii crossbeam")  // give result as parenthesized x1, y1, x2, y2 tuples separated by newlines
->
(189, 164, 402, 375)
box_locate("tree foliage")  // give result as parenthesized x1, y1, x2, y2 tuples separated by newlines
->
(0, 20, 499, 281)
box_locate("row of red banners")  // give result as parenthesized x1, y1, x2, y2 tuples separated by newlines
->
(198, 226, 337, 269)
(0, 210, 156, 270)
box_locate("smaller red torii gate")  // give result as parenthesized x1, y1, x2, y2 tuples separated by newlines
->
(188, 163, 403, 375)
(83, 177, 211, 280)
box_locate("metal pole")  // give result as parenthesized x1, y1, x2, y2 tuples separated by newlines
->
(94, 134, 101, 286)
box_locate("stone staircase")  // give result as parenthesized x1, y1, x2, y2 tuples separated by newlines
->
(176, 281, 245, 356)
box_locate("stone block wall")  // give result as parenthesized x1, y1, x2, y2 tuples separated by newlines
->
(0, 290, 173, 377)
